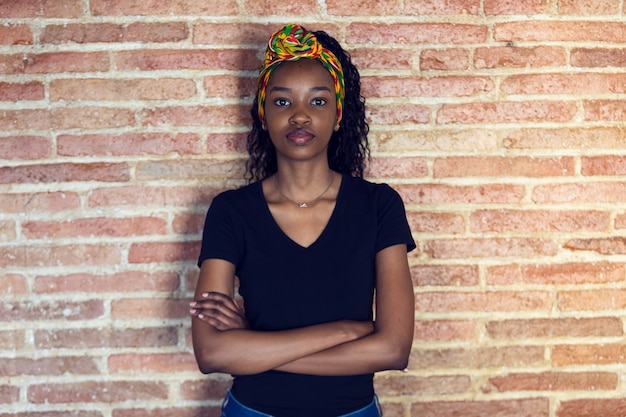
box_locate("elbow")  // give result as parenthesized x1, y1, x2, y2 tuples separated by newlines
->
(387, 347, 410, 371)
(194, 347, 224, 375)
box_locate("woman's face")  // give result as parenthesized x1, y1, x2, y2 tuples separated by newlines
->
(263, 59, 338, 165)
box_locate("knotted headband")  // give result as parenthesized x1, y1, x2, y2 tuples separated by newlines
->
(257, 24, 345, 126)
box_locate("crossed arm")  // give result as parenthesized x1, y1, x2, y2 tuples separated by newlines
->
(190, 243, 414, 376)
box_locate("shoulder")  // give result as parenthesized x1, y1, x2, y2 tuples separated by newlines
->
(343, 175, 402, 201)
(211, 181, 261, 208)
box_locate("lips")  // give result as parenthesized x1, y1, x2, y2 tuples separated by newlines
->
(286, 128, 314, 145)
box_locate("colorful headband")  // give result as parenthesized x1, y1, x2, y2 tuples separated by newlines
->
(257, 24, 345, 126)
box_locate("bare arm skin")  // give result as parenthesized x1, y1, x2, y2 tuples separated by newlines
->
(190, 258, 374, 375)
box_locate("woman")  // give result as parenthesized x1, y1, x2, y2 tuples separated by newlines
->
(190, 24, 416, 417)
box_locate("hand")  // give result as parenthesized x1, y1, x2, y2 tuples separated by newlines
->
(190, 292, 249, 331)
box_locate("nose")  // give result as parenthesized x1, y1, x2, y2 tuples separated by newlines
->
(289, 102, 311, 125)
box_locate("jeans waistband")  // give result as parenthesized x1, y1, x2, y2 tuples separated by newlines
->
(221, 390, 382, 417)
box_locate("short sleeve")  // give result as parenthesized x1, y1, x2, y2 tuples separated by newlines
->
(197, 192, 244, 267)
(375, 184, 416, 253)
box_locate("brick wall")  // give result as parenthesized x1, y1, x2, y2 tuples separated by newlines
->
(2, 0, 626, 416)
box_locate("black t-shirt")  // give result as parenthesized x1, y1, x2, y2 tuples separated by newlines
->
(198, 174, 415, 416)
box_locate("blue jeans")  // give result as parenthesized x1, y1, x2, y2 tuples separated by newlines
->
(220, 390, 383, 417)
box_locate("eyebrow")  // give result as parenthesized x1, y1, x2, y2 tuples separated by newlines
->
(268, 86, 332, 93)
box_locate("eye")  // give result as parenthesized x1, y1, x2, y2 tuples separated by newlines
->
(273, 98, 290, 107)
(311, 98, 327, 106)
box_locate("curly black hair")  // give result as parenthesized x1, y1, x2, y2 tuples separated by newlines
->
(245, 29, 370, 182)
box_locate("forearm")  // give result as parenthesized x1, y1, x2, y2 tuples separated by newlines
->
(192, 318, 371, 375)
(274, 326, 412, 376)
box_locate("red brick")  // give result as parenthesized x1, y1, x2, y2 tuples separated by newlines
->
(111, 297, 189, 319)
(0, 136, 50, 160)
(109, 352, 198, 373)
(484, 371, 617, 392)
(366, 157, 428, 179)
(437, 101, 577, 124)
(486, 317, 623, 339)
(0, 81, 43, 100)
(585, 100, 626, 121)
(414, 320, 476, 341)
(558, 0, 619, 15)
(28, 381, 168, 404)
(475, 46, 566, 69)
(0, 274, 26, 295)
(0, 0, 83, 17)
(351, 48, 413, 70)
(553, 343, 626, 367)
(0, 24, 31, 44)
(407, 212, 465, 234)
(203, 74, 257, 99)
(0, 162, 129, 184)
(411, 265, 478, 286)
(35, 327, 179, 349)
(346, 23, 488, 45)
(128, 241, 200, 264)
(375, 374, 471, 396)
(424, 238, 559, 259)
(91, 0, 237, 15)
(0, 191, 80, 213)
(435, 156, 575, 178)
(405, 0, 479, 14)
(412, 398, 549, 417)
(34, 271, 179, 293)
(23, 217, 167, 239)
(111, 407, 220, 417)
(87, 185, 220, 208)
(0, 52, 109, 74)
(396, 183, 525, 204)
(564, 237, 626, 255)
(41, 23, 188, 44)
(363, 75, 493, 98)
(557, 399, 626, 417)
(471, 209, 609, 233)
(533, 182, 626, 203)
(502, 73, 626, 94)
(142, 105, 249, 127)
(0, 384, 19, 404)
(180, 378, 231, 401)
(415, 290, 550, 312)
(1, 300, 104, 322)
(50, 78, 196, 101)
(367, 104, 430, 125)
(572, 48, 626, 67)
(616, 212, 626, 229)
(0, 107, 135, 130)
(245, 0, 319, 15)
(116, 49, 260, 71)
(192, 23, 279, 45)
(420, 48, 470, 70)
(504, 127, 625, 150)
(328, 0, 400, 15)
(206, 133, 247, 154)
(0, 330, 25, 350)
(485, 0, 549, 15)
(487, 262, 624, 285)
(559, 289, 626, 311)
(0, 412, 102, 417)
(371, 129, 499, 153)
(136, 159, 244, 181)
(411, 346, 546, 369)
(0, 244, 121, 268)
(583, 155, 626, 176)
(58, 133, 202, 156)
(495, 21, 626, 42)
(0, 357, 99, 376)
(173, 212, 205, 235)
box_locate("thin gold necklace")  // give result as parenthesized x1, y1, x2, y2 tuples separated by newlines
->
(273, 173, 334, 208)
